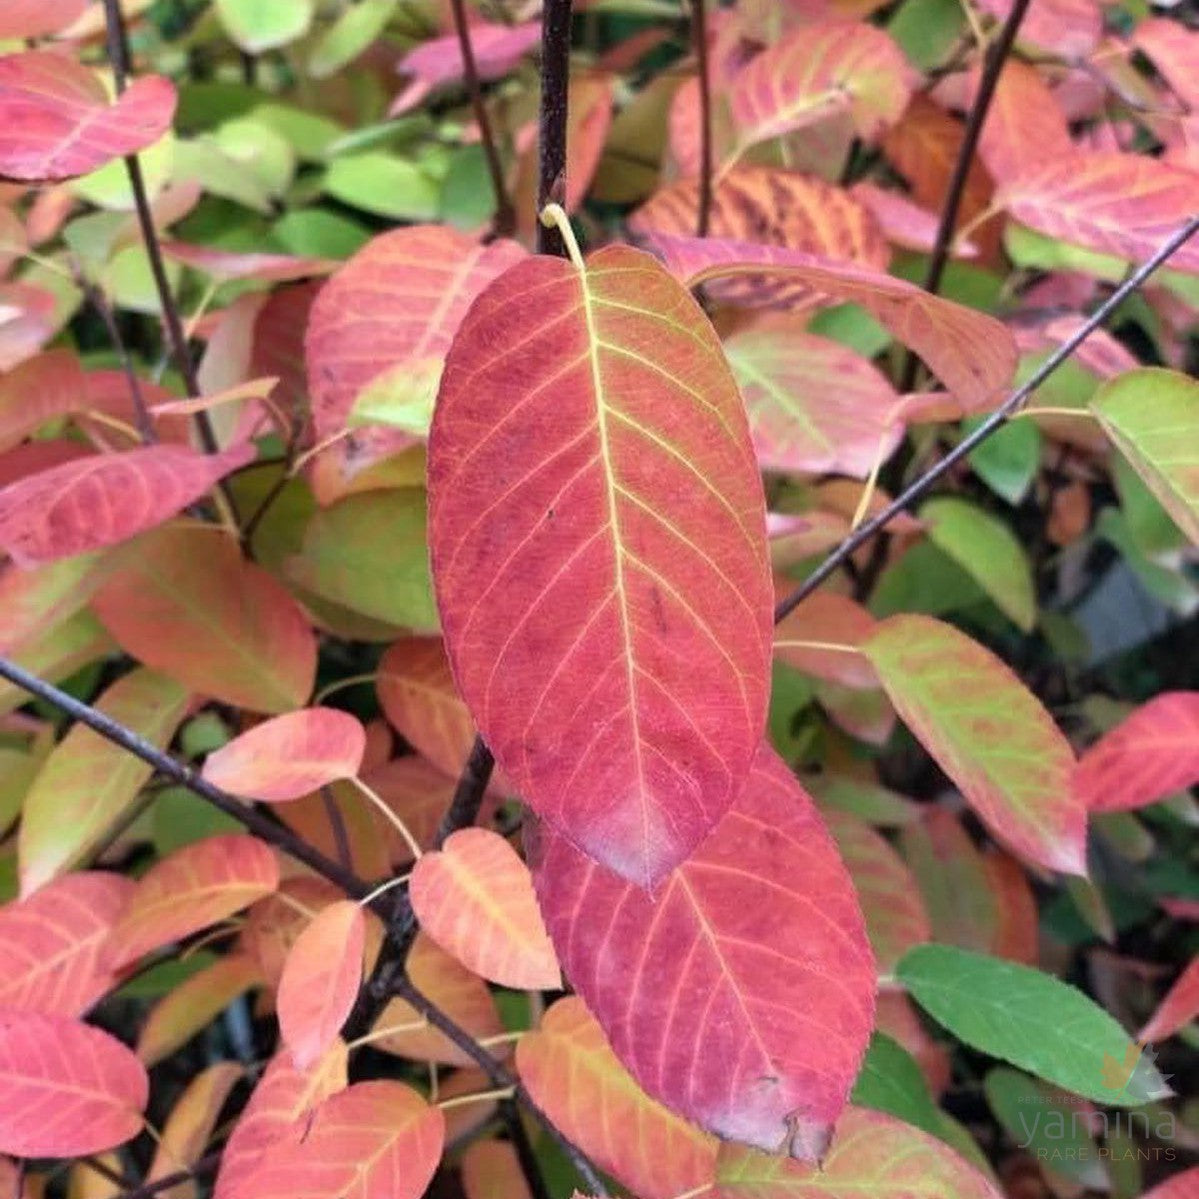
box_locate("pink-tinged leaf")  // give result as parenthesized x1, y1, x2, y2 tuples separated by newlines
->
(429, 244, 772, 888)
(410, 829, 560, 990)
(240, 878, 344, 991)
(1135, 19, 1199, 109)
(161, 242, 337, 282)
(774, 590, 878, 688)
(0, 872, 133, 1016)
(229, 1081, 444, 1199)
(391, 20, 541, 115)
(817, 680, 895, 746)
(1076, 692, 1199, 811)
(376, 638, 478, 780)
(202, 709, 367, 803)
(0, 0, 88, 38)
(461, 1140, 535, 1199)
(304, 226, 525, 482)
(361, 755, 456, 866)
(0, 1013, 148, 1157)
(0, 52, 175, 182)
(976, 0, 1100, 57)
(630, 168, 888, 311)
(0, 552, 106, 655)
(532, 744, 875, 1159)
(973, 61, 1072, 185)
(213, 1042, 348, 1199)
(0, 282, 56, 370)
(91, 523, 317, 715)
(0, 443, 253, 567)
(137, 955, 262, 1067)
(864, 615, 1086, 876)
(369, 934, 504, 1066)
(1139, 956, 1199, 1043)
(997, 152, 1199, 274)
(1138, 1167, 1199, 1199)
(823, 809, 930, 976)
(983, 850, 1039, 966)
(105, 834, 280, 970)
(148, 1063, 244, 1199)
(516, 997, 719, 1199)
(712, 1105, 1001, 1198)
(643, 233, 1016, 410)
(18, 668, 191, 896)
(277, 901, 365, 1070)
(725, 319, 901, 477)
(0, 349, 87, 453)
(850, 182, 977, 257)
(729, 21, 911, 150)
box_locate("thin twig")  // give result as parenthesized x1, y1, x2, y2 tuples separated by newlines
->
(448, 0, 515, 236)
(900, 0, 1032, 391)
(776, 214, 1199, 624)
(111, 1153, 220, 1199)
(691, 0, 713, 238)
(536, 0, 574, 256)
(0, 657, 371, 900)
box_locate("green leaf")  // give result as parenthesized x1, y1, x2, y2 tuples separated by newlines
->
(348, 357, 443, 437)
(287, 489, 439, 632)
(966, 417, 1041, 505)
(767, 661, 816, 759)
(1096, 508, 1198, 613)
(215, 0, 315, 52)
(984, 1067, 1107, 1188)
(308, 0, 398, 79)
(897, 945, 1172, 1106)
(323, 153, 440, 221)
(152, 786, 243, 856)
(804, 774, 920, 826)
(1091, 367, 1199, 545)
(851, 1032, 944, 1137)
(920, 497, 1036, 631)
(272, 209, 370, 260)
(871, 540, 985, 619)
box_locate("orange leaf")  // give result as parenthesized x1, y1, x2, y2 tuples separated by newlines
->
(1075, 692, 1199, 812)
(202, 709, 367, 803)
(0, 1012, 148, 1157)
(1140, 956, 1199, 1043)
(429, 243, 772, 888)
(516, 997, 718, 1199)
(642, 232, 1016, 410)
(0, 444, 253, 567)
(410, 829, 560, 990)
(461, 1140, 534, 1199)
(148, 1063, 243, 1199)
(230, 1081, 444, 1199)
(0, 872, 133, 1016)
(213, 1041, 348, 1199)
(240, 878, 344, 990)
(105, 834, 280, 970)
(92, 524, 317, 715)
(277, 900, 365, 1070)
(0, 51, 175, 182)
(137, 955, 262, 1067)
(973, 61, 1072, 185)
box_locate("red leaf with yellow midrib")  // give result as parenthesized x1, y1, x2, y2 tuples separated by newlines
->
(429, 243, 772, 888)
(531, 744, 876, 1159)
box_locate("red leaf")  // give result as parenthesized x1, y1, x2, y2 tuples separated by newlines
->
(304, 226, 525, 482)
(1135, 19, 1199, 110)
(515, 996, 718, 1199)
(277, 901, 365, 1070)
(202, 709, 367, 803)
(105, 835, 280, 970)
(213, 1042, 348, 1199)
(161, 242, 337, 282)
(850, 182, 978, 257)
(0, 52, 175, 182)
(0, 873, 133, 1017)
(91, 523, 318, 715)
(230, 1081, 444, 1199)
(0, 1012, 148, 1157)
(0, 0, 88, 39)
(643, 232, 1016, 410)
(410, 829, 561, 990)
(973, 61, 1073, 185)
(725, 319, 902, 478)
(1139, 956, 1199, 1043)
(1075, 692, 1199, 812)
(773, 590, 879, 688)
(0, 282, 56, 370)
(531, 744, 875, 1159)
(997, 152, 1199, 274)
(0, 350, 87, 454)
(865, 616, 1086, 876)
(429, 244, 772, 887)
(0, 444, 253, 566)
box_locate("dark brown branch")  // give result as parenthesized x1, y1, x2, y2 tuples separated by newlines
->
(0, 656, 371, 899)
(776, 214, 1199, 624)
(535, 0, 574, 256)
(100, 0, 231, 488)
(900, 0, 1032, 391)
(113, 1154, 220, 1199)
(449, 0, 516, 236)
(692, 0, 713, 238)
